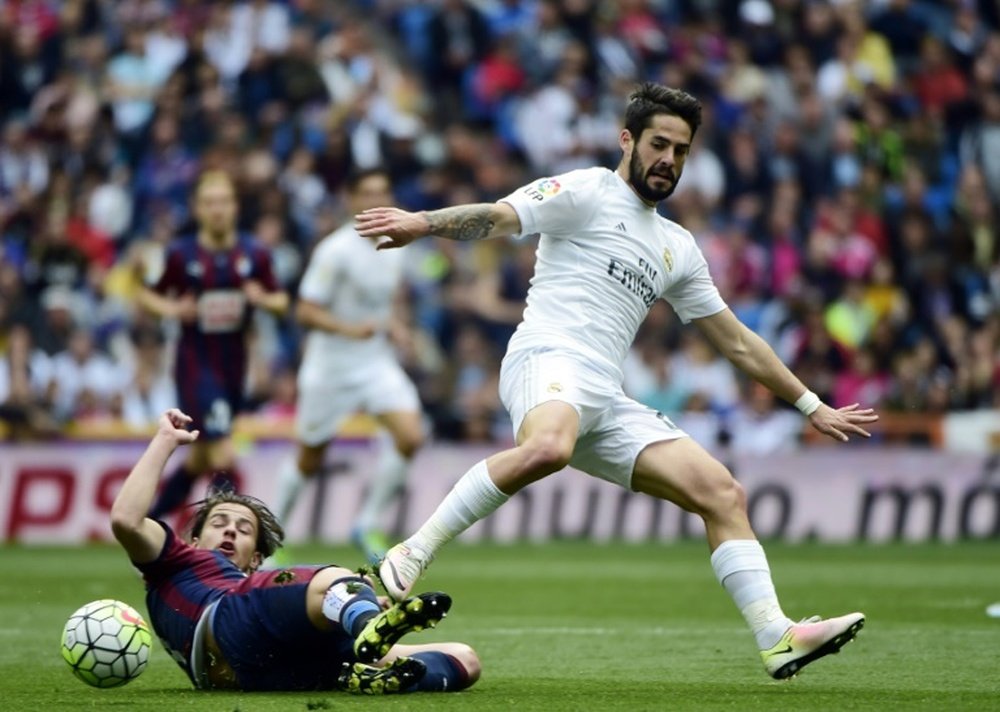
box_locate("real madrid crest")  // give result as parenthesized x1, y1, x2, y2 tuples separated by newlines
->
(663, 248, 674, 272)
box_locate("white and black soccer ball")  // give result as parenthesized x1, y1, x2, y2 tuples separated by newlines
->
(61, 599, 152, 688)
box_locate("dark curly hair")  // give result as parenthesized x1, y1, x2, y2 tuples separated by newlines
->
(624, 82, 702, 142)
(187, 490, 285, 559)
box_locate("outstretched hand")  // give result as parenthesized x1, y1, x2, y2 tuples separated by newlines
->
(808, 403, 878, 442)
(355, 207, 429, 250)
(156, 408, 200, 445)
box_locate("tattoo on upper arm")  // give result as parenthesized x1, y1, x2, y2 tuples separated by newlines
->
(426, 205, 496, 241)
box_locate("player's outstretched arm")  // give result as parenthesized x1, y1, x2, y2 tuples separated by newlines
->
(135, 285, 198, 322)
(356, 202, 521, 249)
(296, 298, 379, 339)
(110, 409, 199, 563)
(693, 309, 878, 442)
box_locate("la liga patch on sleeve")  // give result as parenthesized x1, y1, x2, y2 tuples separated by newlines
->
(522, 178, 562, 202)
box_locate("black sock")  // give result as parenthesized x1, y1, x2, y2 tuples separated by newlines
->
(406, 652, 470, 692)
(149, 466, 198, 519)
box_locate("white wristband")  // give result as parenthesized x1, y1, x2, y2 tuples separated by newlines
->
(794, 390, 822, 416)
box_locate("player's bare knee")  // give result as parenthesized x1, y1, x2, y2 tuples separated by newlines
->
(427, 642, 480, 685)
(395, 432, 424, 459)
(678, 463, 739, 518)
(520, 434, 573, 474)
(298, 446, 325, 475)
(451, 643, 481, 684)
(206, 442, 235, 472)
(185, 445, 208, 475)
(703, 471, 745, 520)
(731, 478, 748, 512)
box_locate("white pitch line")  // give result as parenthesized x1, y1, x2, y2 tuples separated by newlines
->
(476, 626, 743, 636)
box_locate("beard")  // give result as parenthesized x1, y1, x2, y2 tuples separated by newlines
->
(628, 151, 677, 203)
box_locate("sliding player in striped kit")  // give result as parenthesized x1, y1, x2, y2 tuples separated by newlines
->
(111, 409, 479, 694)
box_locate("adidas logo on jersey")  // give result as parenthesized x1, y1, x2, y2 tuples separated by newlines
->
(615, 222, 628, 233)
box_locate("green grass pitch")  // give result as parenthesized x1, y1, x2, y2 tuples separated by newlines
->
(1, 540, 998, 711)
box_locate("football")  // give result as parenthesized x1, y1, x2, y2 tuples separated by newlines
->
(61, 599, 152, 688)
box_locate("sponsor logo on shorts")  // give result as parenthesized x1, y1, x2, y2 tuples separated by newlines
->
(547, 382, 563, 393)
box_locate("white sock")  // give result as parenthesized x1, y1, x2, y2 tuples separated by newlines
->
(354, 435, 409, 533)
(711, 539, 793, 650)
(405, 459, 507, 556)
(276, 458, 309, 525)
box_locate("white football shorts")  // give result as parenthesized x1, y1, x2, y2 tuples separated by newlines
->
(295, 359, 421, 446)
(498, 347, 688, 490)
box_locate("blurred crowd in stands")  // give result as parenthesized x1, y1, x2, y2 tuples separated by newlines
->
(0, 0, 998, 449)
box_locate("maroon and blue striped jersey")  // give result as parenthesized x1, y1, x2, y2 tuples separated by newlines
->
(152, 234, 279, 436)
(136, 521, 324, 686)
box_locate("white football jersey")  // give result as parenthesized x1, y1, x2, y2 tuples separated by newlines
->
(500, 167, 727, 380)
(297, 223, 405, 382)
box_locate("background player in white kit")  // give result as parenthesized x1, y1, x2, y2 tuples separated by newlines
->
(355, 83, 879, 680)
(276, 169, 424, 563)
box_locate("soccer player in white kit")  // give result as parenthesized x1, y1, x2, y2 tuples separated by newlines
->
(355, 83, 878, 679)
(276, 169, 424, 563)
